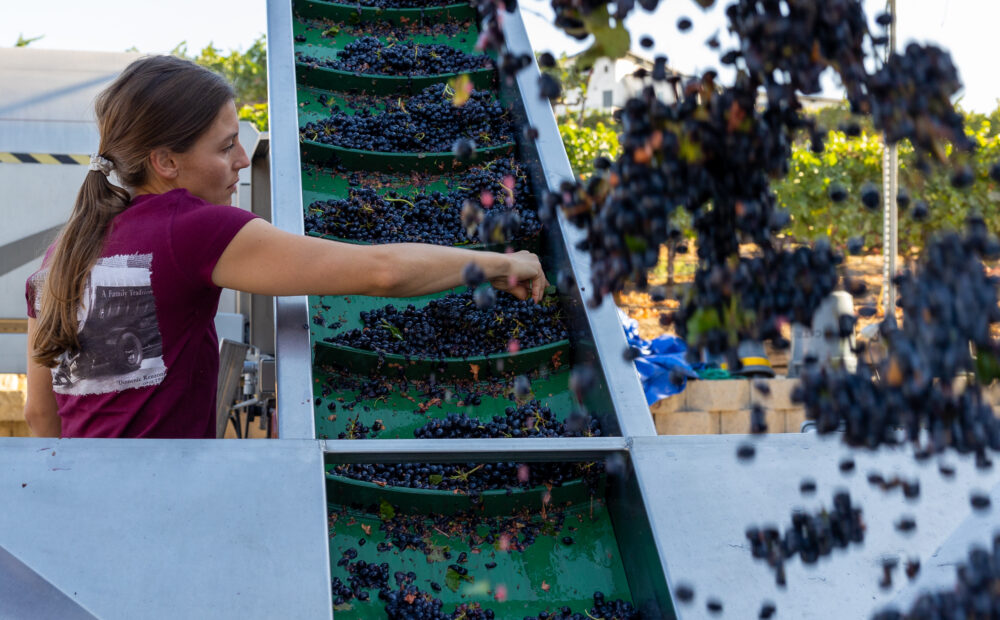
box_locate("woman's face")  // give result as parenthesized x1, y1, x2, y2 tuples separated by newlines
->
(173, 100, 251, 205)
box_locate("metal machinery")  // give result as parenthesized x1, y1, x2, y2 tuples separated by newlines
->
(1, 3, 999, 619)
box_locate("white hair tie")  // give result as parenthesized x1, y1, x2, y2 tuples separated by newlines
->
(89, 154, 114, 176)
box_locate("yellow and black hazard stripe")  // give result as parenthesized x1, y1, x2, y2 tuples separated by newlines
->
(0, 152, 90, 165)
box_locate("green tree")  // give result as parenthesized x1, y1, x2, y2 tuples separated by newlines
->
(171, 35, 269, 130)
(557, 115, 619, 179)
(538, 52, 593, 124)
(772, 111, 1000, 253)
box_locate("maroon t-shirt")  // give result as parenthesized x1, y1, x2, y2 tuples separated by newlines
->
(26, 189, 258, 438)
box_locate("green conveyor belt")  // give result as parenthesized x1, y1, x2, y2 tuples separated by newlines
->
(290, 0, 640, 614)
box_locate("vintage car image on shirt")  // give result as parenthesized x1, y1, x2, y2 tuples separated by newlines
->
(52, 260, 164, 388)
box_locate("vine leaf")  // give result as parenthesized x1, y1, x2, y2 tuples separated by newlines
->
(576, 5, 631, 69)
(380, 319, 404, 341)
(445, 567, 474, 592)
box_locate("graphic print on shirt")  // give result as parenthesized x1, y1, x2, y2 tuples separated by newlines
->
(47, 254, 167, 396)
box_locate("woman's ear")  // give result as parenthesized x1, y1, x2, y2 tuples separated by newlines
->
(148, 147, 180, 180)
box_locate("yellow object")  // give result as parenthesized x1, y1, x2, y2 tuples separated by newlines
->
(720, 356, 771, 370)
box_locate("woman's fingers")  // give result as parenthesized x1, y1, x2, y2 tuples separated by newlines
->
(531, 272, 548, 303)
(485, 250, 548, 303)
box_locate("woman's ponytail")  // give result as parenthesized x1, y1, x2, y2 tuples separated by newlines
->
(32, 167, 131, 367)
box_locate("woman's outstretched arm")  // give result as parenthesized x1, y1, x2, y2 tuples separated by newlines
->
(212, 219, 549, 301)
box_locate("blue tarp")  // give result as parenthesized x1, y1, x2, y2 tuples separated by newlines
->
(621, 311, 700, 405)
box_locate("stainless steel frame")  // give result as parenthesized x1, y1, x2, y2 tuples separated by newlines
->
(0, 438, 332, 618)
(267, 0, 318, 439)
(630, 434, 1000, 618)
(321, 436, 628, 462)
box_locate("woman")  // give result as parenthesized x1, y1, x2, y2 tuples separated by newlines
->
(23, 55, 547, 439)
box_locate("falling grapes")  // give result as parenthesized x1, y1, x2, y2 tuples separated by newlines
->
(873, 535, 1000, 620)
(746, 492, 865, 587)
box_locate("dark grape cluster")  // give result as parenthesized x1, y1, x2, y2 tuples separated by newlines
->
(413, 400, 601, 439)
(795, 224, 1000, 456)
(746, 491, 865, 587)
(383, 585, 449, 619)
(873, 534, 1000, 620)
(325, 290, 568, 358)
(522, 592, 640, 620)
(724, 0, 869, 104)
(797, 349, 1000, 458)
(298, 38, 492, 76)
(892, 218, 1000, 381)
(333, 454, 600, 494)
(304, 160, 540, 245)
(674, 243, 841, 357)
(300, 84, 512, 152)
(331, 557, 389, 606)
(550, 74, 813, 304)
(544, 0, 971, 361)
(866, 43, 972, 159)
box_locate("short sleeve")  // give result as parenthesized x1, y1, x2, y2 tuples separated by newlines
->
(170, 190, 260, 288)
(25, 244, 56, 319)
(25, 272, 41, 318)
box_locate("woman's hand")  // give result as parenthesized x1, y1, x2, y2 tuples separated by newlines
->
(489, 250, 549, 303)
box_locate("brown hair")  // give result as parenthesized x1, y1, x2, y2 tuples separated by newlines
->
(32, 55, 235, 367)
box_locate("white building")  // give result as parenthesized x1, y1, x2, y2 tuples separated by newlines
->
(552, 51, 844, 119)
(553, 51, 681, 119)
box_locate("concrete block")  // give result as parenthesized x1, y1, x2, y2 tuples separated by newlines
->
(684, 380, 749, 413)
(650, 393, 684, 416)
(751, 378, 801, 410)
(719, 408, 786, 434)
(719, 409, 749, 434)
(0, 390, 26, 422)
(784, 408, 808, 433)
(0, 420, 30, 437)
(655, 409, 720, 435)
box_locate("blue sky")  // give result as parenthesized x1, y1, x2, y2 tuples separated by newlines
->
(3, 0, 997, 112)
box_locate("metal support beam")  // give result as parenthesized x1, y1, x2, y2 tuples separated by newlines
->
(0, 438, 332, 619)
(266, 0, 316, 439)
(882, 0, 899, 316)
(322, 436, 629, 462)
